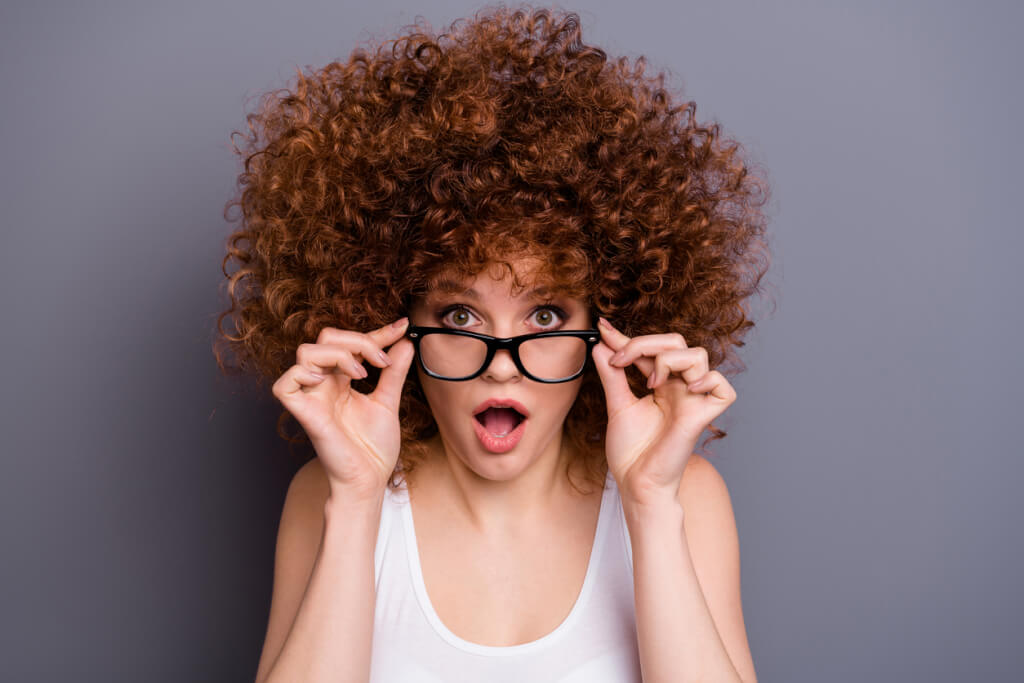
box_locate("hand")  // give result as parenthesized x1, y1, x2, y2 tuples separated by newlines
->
(591, 317, 737, 506)
(271, 317, 415, 501)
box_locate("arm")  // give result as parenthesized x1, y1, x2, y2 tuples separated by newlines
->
(624, 455, 757, 683)
(254, 458, 383, 683)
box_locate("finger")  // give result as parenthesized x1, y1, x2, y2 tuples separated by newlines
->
(591, 341, 639, 417)
(648, 347, 710, 389)
(296, 344, 366, 380)
(686, 370, 737, 403)
(371, 337, 415, 413)
(364, 317, 410, 364)
(608, 333, 688, 371)
(316, 317, 410, 369)
(596, 318, 656, 376)
(273, 365, 328, 400)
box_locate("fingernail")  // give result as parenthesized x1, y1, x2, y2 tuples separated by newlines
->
(391, 317, 409, 329)
(598, 317, 611, 329)
(377, 350, 392, 366)
(353, 362, 368, 378)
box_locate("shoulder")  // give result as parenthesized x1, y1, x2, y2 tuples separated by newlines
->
(289, 456, 331, 505)
(253, 457, 332, 683)
(677, 453, 740, 572)
(677, 454, 757, 682)
(678, 453, 732, 511)
(277, 458, 331, 552)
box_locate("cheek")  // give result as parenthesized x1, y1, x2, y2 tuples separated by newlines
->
(543, 382, 584, 419)
(418, 373, 465, 424)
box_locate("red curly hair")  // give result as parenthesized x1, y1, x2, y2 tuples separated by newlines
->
(213, 3, 773, 494)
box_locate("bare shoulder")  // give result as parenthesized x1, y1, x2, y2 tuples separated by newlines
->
(678, 453, 731, 508)
(677, 453, 758, 683)
(677, 454, 739, 554)
(253, 458, 331, 683)
(289, 456, 331, 508)
(275, 458, 332, 562)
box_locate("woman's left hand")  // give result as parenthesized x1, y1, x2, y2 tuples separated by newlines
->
(592, 317, 738, 507)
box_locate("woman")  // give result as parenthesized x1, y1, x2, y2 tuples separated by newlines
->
(215, 5, 770, 682)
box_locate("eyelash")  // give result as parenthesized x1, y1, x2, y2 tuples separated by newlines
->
(437, 304, 567, 330)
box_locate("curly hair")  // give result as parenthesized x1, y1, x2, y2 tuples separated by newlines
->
(213, 3, 773, 495)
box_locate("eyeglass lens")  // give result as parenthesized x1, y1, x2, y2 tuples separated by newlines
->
(419, 334, 588, 380)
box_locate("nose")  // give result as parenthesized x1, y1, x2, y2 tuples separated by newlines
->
(482, 347, 522, 383)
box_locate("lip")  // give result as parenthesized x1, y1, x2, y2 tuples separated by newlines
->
(472, 415, 527, 453)
(472, 397, 531, 418)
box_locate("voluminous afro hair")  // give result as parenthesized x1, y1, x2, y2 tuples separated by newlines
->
(214, 3, 773, 494)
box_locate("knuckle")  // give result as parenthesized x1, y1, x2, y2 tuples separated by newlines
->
(672, 332, 686, 346)
(316, 327, 339, 343)
(362, 337, 383, 355)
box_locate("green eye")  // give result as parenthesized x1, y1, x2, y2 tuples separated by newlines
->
(439, 305, 476, 327)
(532, 306, 565, 328)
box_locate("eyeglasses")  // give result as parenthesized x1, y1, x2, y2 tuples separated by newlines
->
(406, 325, 600, 383)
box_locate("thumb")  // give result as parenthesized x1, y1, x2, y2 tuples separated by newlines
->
(372, 336, 415, 413)
(592, 341, 638, 418)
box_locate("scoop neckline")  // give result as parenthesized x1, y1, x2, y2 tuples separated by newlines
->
(397, 471, 615, 657)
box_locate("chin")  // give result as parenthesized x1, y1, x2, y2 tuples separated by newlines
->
(447, 419, 561, 483)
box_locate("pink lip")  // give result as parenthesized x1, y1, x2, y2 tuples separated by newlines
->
(472, 415, 527, 453)
(471, 397, 530, 454)
(472, 397, 531, 418)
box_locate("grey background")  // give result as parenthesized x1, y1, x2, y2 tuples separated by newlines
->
(1, 0, 1020, 681)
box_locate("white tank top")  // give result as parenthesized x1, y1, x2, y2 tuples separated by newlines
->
(368, 470, 643, 682)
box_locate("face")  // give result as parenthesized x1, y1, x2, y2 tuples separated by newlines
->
(408, 258, 593, 481)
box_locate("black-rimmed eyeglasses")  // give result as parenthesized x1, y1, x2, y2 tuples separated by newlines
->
(406, 326, 600, 383)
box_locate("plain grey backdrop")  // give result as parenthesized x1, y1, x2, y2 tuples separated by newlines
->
(2, 0, 1020, 680)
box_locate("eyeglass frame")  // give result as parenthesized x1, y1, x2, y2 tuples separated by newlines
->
(406, 325, 601, 383)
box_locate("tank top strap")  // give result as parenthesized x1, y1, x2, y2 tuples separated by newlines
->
(373, 481, 405, 589)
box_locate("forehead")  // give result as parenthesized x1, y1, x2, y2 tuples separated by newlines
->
(424, 257, 569, 299)
(426, 276, 562, 300)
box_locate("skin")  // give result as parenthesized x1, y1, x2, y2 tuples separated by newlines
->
(405, 258, 597, 533)
(592, 315, 756, 681)
(405, 256, 755, 680)
(256, 254, 757, 682)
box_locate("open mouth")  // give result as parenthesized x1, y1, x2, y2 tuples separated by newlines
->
(474, 406, 527, 438)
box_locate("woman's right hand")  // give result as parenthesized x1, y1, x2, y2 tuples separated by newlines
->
(271, 317, 415, 502)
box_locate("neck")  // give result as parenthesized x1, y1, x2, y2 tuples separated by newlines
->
(416, 430, 582, 536)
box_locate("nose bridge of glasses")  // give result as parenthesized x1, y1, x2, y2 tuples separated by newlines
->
(483, 337, 521, 374)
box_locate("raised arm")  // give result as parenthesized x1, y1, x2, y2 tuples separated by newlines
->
(254, 318, 414, 682)
(255, 458, 383, 683)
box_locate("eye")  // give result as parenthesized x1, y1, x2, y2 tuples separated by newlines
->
(437, 304, 567, 330)
(439, 305, 478, 328)
(531, 305, 566, 329)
